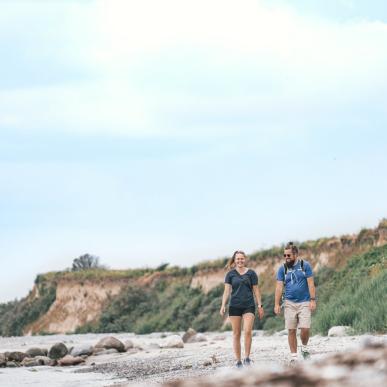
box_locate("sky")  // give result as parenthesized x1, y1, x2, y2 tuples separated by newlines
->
(1, 0, 387, 302)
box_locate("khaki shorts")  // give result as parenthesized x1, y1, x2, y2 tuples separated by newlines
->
(284, 300, 311, 329)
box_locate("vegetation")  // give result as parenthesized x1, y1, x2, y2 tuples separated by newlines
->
(72, 253, 104, 271)
(312, 245, 387, 334)
(0, 282, 56, 336)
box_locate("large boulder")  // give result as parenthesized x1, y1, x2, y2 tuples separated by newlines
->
(162, 335, 184, 349)
(6, 361, 19, 367)
(48, 343, 68, 360)
(182, 328, 197, 343)
(95, 336, 125, 353)
(26, 347, 48, 358)
(187, 333, 207, 343)
(328, 326, 352, 337)
(70, 344, 94, 357)
(7, 351, 27, 362)
(58, 355, 85, 366)
(0, 353, 6, 367)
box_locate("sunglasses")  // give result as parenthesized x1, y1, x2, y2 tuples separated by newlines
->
(283, 254, 292, 258)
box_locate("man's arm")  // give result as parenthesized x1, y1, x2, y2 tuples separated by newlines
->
(307, 277, 316, 311)
(274, 281, 283, 315)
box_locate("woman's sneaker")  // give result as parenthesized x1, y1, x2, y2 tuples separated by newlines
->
(235, 360, 243, 368)
(243, 357, 252, 366)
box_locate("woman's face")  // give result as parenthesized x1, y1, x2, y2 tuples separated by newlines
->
(234, 253, 246, 267)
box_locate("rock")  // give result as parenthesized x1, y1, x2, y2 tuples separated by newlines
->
(328, 326, 352, 337)
(124, 339, 134, 351)
(58, 355, 85, 366)
(26, 347, 48, 358)
(182, 328, 197, 343)
(7, 351, 27, 362)
(70, 344, 93, 357)
(48, 343, 68, 360)
(0, 353, 6, 367)
(187, 333, 207, 343)
(6, 361, 19, 367)
(162, 335, 184, 349)
(203, 360, 212, 366)
(95, 336, 125, 352)
(213, 335, 226, 341)
(21, 357, 46, 367)
(35, 356, 55, 366)
(93, 348, 119, 356)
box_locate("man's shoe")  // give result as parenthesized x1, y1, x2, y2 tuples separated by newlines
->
(243, 357, 252, 366)
(235, 360, 243, 368)
(301, 349, 311, 360)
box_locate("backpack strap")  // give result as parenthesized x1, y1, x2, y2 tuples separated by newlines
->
(300, 259, 305, 273)
(283, 263, 287, 285)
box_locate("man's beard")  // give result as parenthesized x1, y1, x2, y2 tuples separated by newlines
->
(286, 260, 296, 268)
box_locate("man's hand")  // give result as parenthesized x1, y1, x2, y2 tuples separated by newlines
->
(274, 304, 281, 315)
(258, 306, 264, 320)
(219, 306, 226, 316)
(309, 300, 316, 312)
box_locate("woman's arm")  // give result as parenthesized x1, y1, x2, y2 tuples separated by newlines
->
(253, 285, 264, 319)
(220, 284, 231, 316)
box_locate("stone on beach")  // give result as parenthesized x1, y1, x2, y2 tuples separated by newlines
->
(182, 328, 197, 343)
(21, 357, 46, 367)
(328, 326, 352, 337)
(0, 353, 6, 367)
(7, 351, 28, 362)
(58, 354, 85, 366)
(26, 347, 48, 358)
(70, 344, 94, 357)
(95, 336, 125, 352)
(124, 339, 134, 351)
(162, 335, 184, 348)
(48, 342, 68, 360)
(93, 348, 119, 356)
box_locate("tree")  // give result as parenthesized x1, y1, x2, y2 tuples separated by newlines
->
(72, 254, 102, 271)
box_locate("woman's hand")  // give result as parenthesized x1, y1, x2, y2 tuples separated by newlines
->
(258, 306, 264, 320)
(219, 305, 226, 316)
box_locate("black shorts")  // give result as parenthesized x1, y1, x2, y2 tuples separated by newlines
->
(229, 306, 255, 317)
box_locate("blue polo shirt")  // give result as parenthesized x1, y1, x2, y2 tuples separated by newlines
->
(276, 260, 313, 303)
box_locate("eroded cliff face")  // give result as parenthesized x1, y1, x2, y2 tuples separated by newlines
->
(24, 279, 128, 335)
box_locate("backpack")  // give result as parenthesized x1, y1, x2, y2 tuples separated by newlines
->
(283, 259, 305, 284)
(281, 260, 305, 304)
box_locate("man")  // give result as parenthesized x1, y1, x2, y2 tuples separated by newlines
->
(274, 242, 316, 362)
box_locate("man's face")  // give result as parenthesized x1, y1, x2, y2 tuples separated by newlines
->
(284, 248, 297, 266)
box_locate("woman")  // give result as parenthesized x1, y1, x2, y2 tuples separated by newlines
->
(220, 250, 264, 368)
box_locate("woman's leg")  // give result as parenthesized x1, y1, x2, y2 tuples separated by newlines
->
(242, 312, 255, 358)
(229, 316, 242, 361)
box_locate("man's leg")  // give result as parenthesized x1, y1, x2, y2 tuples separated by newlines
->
(299, 302, 312, 359)
(229, 316, 242, 362)
(242, 313, 255, 359)
(288, 329, 297, 353)
(300, 328, 310, 346)
(284, 301, 298, 355)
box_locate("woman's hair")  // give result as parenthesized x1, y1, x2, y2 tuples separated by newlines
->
(225, 250, 247, 270)
(285, 241, 298, 255)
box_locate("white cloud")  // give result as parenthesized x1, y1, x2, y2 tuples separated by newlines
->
(0, 0, 386, 137)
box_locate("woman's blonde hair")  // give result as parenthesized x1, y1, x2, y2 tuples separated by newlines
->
(225, 250, 247, 270)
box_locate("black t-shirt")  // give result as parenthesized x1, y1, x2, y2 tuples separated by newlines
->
(225, 269, 258, 308)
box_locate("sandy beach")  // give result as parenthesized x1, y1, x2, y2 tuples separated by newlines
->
(1, 331, 386, 387)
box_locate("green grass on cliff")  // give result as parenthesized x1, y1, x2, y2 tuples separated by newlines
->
(312, 245, 387, 334)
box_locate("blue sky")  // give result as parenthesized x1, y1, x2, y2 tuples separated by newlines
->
(1, 0, 387, 302)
